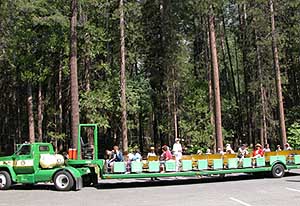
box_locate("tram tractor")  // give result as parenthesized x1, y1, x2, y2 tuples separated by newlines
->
(1, 123, 300, 191)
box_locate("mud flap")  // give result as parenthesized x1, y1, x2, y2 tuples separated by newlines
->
(75, 177, 83, 190)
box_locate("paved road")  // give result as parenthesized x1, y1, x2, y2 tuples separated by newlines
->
(2, 170, 300, 206)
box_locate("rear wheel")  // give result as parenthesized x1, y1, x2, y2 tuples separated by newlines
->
(0, 171, 12, 190)
(53, 171, 74, 191)
(271, 164, 285, 178)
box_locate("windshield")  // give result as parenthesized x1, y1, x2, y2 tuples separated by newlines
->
(15, 145, 31, 156)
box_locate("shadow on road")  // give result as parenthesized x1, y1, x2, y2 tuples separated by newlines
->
(11, 184, 56, 191)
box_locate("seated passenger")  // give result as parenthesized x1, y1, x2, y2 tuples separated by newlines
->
(284, 143, 292, 151)
(276, 145, 282, 152)
(147, 146, 156, 158)
(108, 146, 124, 173)
(238, 144, 249, 158)
(113, 146, 124, 162)
(238, 144, 249, 167)
(263, 144, 271, 152)
(252, 144, 264, 158)
(225, 144, 235, 154)
(105, 149, 114, 172)
(206, 148, 212, 154)
(160, 145, 172, 172)
(132, 149, 142, 161)
(217, 148, 225, 155)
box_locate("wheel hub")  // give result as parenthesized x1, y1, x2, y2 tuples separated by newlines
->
(276, 168, 283, 176)
(0, 174, 7, 188)
(56, 174, 69, 189)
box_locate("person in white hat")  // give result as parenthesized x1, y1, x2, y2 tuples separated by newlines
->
(172, 138, 182, 171)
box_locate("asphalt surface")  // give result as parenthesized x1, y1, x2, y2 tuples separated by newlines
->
(2, 170, 300, 206)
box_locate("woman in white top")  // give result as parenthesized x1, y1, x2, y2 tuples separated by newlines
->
(147, 146, 156, 158)
(172, 138, 182, 171)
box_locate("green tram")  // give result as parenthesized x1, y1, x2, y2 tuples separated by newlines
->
(1, 123, 299, 191)
(71, 124, 300, 181)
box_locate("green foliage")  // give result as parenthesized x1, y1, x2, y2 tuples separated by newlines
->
(287, 123, 300, 149)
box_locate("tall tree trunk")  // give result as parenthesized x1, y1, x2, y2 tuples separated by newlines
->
(269, 0, 287, 145)
(58, 60, 63, 151)
(27, 83, 35, 143)
(209, 6, 223, 150)
(172, 67, 178, 141)
(37, 82, 43, 142)
(119, 0, 128, 151)
(255, 31, 267, 147)
(70, 0, 80, 149)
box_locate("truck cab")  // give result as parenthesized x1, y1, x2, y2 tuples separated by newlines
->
(0, 142, 90, 191)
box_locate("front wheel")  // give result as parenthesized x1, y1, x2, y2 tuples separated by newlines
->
(271, 164, 285, 178)
(0, 171, 12, 190)
(53, 171, 74, 191)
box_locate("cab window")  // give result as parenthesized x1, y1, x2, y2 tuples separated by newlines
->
(39, 145, 49, 152)
(16, 145, 31, 155)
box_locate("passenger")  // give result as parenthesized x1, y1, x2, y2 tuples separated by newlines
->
(206, 148, 212, 154)
(147, 146, 156, 158)
(252, 144, 264, 158)
(217, 148, 225, 155)
(252, 144, 264, 168)
(113, 146, 124, 162)
(237, 144, 249, 167)
(225, 144, 235, 154)
(238, 144, 249, 158)
(105, 149, 114, 172)
(263, 144, 271, 152)
(123, 151, 131, 173)
(132, 149, 142, 161)
(172, 138, 183, 171)
(284, 143, 292, 150)
(160, 145, 172, 173)
(276, 145, 282, 152)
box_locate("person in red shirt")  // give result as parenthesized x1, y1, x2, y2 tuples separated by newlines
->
(161, 145, 172, 160)
(252, 144, 264, 158)
(160, 145, 173, 172)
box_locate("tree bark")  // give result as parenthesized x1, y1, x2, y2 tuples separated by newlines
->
(270, 0, 287, 145)
(255, 30, 267, 147)
(209, 6, 223, 150)
(206, 28, 215, 152)
(58, 60, 63, 151)
(37, 82, 43, 142)
(70, 0, 80, 149)
(119, 0, 128, 151)
(27, 83, 35, 143)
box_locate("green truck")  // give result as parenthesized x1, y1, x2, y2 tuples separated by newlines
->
(1, 123, 300, 191)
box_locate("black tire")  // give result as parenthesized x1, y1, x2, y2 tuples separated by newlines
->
(271, 164, 285, 178)
(0, 171, 12, 190)
(53, 171, 74, 191)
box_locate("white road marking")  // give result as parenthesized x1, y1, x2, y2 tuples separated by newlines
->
(229, 197, 252, 206)
(286, 187, 300, 193)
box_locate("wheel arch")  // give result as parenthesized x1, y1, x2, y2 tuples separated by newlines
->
(271, 161, 287, 170)
(52, 167, 82, 190)
(0, 166, 17, 182)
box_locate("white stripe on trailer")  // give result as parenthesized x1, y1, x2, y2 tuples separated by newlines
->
(286, 187, 300, 193)
(229, 197, 252, 206)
